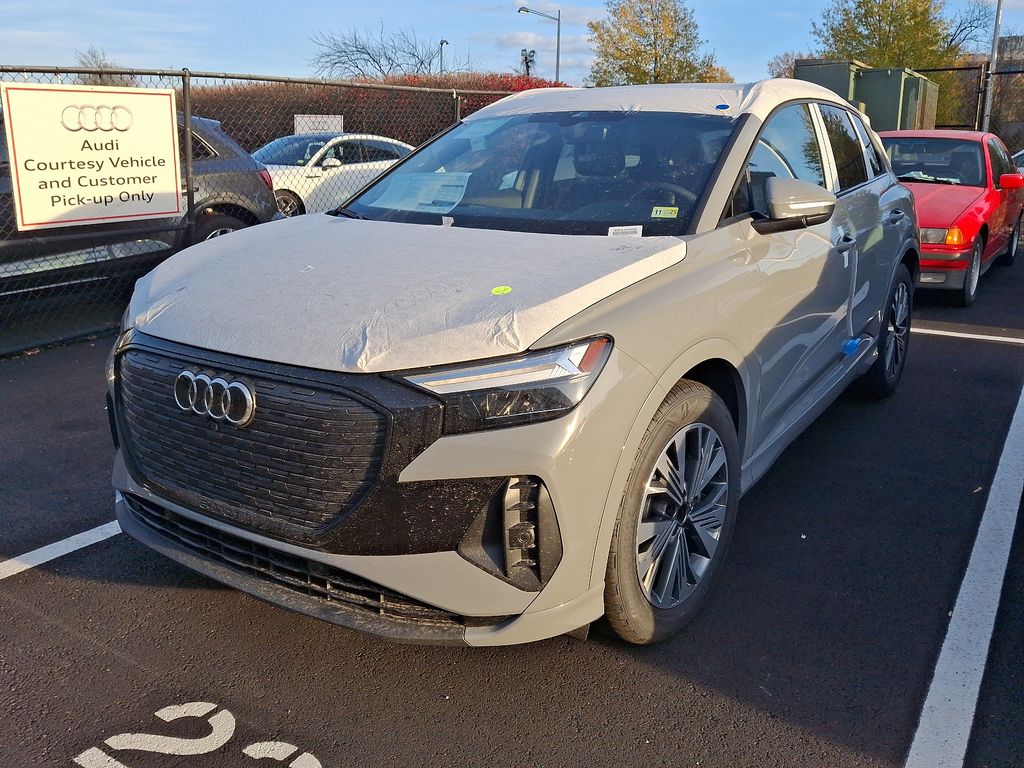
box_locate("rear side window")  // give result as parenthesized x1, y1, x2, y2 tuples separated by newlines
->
(851, 115, 885, 177)
(191, 135, 217, 161)
(820, 105, 868, 191)
(363, 141, 404, 161)
(730, 103, 824, 218)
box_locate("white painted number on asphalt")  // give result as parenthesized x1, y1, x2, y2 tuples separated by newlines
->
(72, 702, 321, 767)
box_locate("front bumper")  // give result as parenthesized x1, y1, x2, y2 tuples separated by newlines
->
(109, 332, 655, 645)
(918, 244, 970, 290)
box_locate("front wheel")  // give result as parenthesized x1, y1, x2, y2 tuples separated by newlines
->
(858, 263, 912, 399)
(604, 380, 740, 645)
(957, 240, 982, 307)
(275, 190, 304, 217)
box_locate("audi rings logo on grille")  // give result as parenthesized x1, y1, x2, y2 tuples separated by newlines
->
(174, 370, 256, 426)
(60, 104, 133, 132)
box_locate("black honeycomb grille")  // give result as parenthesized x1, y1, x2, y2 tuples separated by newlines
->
(117, 349, 388, 535)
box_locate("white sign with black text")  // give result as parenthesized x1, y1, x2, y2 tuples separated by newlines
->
(0, 82, 182, 231)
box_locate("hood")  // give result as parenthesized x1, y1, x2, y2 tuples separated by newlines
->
(128, 216, 686, 373)
(901, 182, 986, 228)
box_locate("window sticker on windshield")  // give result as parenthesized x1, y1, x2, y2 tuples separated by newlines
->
(651, 206, 678, 219)
(608, 225, 643, 237)
(372, 172, 471, 214)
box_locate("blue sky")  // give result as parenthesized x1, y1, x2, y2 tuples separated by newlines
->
(3, 0, 1024, 86)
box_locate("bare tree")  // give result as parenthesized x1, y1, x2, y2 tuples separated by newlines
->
(945, 0, 995, 54)
(311, 24, 472, 78)
(75, 46, 136, 86)
(767, 51, 808, 79)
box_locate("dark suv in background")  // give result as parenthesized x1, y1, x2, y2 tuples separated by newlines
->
(0, 115, 279, 297)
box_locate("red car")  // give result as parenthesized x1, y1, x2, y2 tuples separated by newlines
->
(879, 130, 1024, 306)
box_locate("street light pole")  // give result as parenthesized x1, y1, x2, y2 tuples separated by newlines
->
(439, 39, 449, 76)
(517, 6, 561, 83)
(982, 0, 1005, 132)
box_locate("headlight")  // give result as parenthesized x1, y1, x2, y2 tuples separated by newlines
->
(402, 336, 612, 434)
(920, 227, 948, 244)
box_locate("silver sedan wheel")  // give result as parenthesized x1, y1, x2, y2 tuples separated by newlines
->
(635, 422, 729, 609)
(967, 243, 981, 297)
(204, 227, 235, 240)
(275, 192, 301, 217)
(885, 281, 910, 380)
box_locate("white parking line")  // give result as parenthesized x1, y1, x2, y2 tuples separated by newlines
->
(904, 385, 1024, 768)
(0, 521, 121, 581)
(912, 326, 1024, 346)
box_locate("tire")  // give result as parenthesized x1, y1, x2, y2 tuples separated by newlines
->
(194, 214, 246, 242)
(999, 214, 1021, 266)
(858, 263, 912, 399)
(275, 190, 304, 217)
(957, 239, 982, 307)
(604, 380, 740, 645)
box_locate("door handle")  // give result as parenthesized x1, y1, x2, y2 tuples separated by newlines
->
(888, 209, 906, 225)
(835, 234, 857, 254)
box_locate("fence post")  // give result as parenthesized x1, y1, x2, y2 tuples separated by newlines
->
(453, 89, 461, 123)
(181, 68, 197, 246)
(976, 63, 989, 131)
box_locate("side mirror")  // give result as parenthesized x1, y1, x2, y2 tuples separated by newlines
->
(753, 177, 837, 234)
(321, 157, 342, 169)
(999, 173, 1024, 189)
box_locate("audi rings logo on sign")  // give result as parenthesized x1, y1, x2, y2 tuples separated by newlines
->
(60, 104, 133, 133)
(174, 370, 256, 426)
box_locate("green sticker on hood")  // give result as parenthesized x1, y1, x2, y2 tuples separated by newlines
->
(491, 285, 512, 295)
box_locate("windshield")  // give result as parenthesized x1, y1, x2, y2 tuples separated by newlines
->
(346, 111, 735, 236)
(252, 135, 333, 167)
(881, 137, 986, 187)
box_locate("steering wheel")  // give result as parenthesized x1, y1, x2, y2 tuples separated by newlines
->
(630, 181, 698, 205)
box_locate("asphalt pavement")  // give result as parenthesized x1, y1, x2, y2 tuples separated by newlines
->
(1, 259, 1022, 768)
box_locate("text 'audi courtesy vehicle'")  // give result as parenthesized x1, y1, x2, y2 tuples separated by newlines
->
(879, 129, 1023, 306)
(108, 80, 919, 646)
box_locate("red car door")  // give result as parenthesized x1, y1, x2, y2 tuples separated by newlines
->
(986, 137, 1019, 259)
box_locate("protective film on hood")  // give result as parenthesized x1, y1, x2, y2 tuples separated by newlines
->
(129, 216, 686, 373)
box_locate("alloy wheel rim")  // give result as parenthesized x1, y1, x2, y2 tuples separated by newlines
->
(205, 227, 235, 240)
(885, 282, 910, 380)
(276, 194, 298, 216)
(968, 245, 981, 296)
(635, 422, 729, 609)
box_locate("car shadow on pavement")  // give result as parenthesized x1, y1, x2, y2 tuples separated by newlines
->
(915, 256, 1024, 336)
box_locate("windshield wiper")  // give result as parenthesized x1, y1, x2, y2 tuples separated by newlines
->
(328, 207, 368, 220)
(897, 173, 957, 185)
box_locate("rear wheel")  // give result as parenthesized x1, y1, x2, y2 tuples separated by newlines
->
(999, 215, 1020, 266)
(957, 239, 982, 307)
(194, 214, 246, 242)
(858, 263, 912, 399)
(604, 381, 740, 645)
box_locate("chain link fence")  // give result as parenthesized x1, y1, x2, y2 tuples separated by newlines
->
(915, 63, 1024, 155)
(0, 66, 509, 355)
(916, 65, 986, 130)
(990, 69, 1024, 154)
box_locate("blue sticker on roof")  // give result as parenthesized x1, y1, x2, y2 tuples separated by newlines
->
(715, 104, 730, 110)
